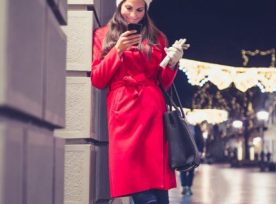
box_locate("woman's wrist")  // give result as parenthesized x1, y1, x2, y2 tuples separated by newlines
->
(168, 62, 179, 70)
(115, 45, 123, 56)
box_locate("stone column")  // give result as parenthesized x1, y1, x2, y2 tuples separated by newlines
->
(54, 0, 113, 204)
(54, 0, 132, 203)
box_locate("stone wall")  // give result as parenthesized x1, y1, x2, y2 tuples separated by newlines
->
(0, 0, 67, 204)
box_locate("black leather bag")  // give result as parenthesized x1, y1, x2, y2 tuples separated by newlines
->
(161, 83, 201, 172)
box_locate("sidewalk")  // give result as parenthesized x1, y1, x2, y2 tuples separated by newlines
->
(169, 164, 276, 204)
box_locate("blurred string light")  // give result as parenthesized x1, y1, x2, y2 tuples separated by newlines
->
(179, 59, 276, 92)
(256, 82, 266, 93)
(190, 78, 257, 128)
(253, 137, 262, 146)
(241, 49, 275, 67)
(192, 83, 229, 111)
(183, 108, 228, 125)
(256, 110, 269, 121)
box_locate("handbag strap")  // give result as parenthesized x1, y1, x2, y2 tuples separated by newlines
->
(159, 82, 186, 119)
(172, 83, 186, 118)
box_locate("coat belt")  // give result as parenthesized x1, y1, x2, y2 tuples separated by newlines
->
(110, 74, 158, 91)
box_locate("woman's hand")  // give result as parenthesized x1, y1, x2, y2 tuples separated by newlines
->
(164, 46, 183, 69)
(115, 30, 142, 55)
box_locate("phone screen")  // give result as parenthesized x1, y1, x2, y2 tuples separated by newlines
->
(127, 23, 142, 34)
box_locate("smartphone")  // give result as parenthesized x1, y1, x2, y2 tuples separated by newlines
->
(127, 23, 142, 34)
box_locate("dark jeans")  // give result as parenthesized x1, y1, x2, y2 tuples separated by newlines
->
(132, 189, 169, 204)
(180, 169, 194, 187)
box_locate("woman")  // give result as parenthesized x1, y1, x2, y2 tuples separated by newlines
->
(91, 0, 184, 203)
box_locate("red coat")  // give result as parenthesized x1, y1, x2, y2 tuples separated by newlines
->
(91, 25, 176, 198)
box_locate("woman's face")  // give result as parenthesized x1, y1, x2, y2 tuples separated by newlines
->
(120, 0, 146, 24)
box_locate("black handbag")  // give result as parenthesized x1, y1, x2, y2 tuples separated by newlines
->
(161, 83, 201, 172)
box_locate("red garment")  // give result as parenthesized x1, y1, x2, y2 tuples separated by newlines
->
(91, 25, 177, 197)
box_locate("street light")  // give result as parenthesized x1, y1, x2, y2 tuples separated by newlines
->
(256, 110, 269, 121)
(232, 120, 244, 160)
(256, 110, 269, 154)
(232, 120, 243, 129)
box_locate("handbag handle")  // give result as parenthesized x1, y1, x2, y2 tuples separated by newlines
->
(159, 82, 186, 119)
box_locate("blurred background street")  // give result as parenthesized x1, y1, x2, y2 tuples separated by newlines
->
(170, 164, 276, 204)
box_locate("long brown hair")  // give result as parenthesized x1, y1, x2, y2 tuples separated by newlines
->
(101, 0, 163, 58)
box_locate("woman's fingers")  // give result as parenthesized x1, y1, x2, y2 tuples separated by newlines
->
(122, 34, 141, 46)
(116, 31, 142, 53)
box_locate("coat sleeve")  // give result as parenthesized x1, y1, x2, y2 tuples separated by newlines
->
(91, 27, 123, 89)
(158, 33, 178, 91)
